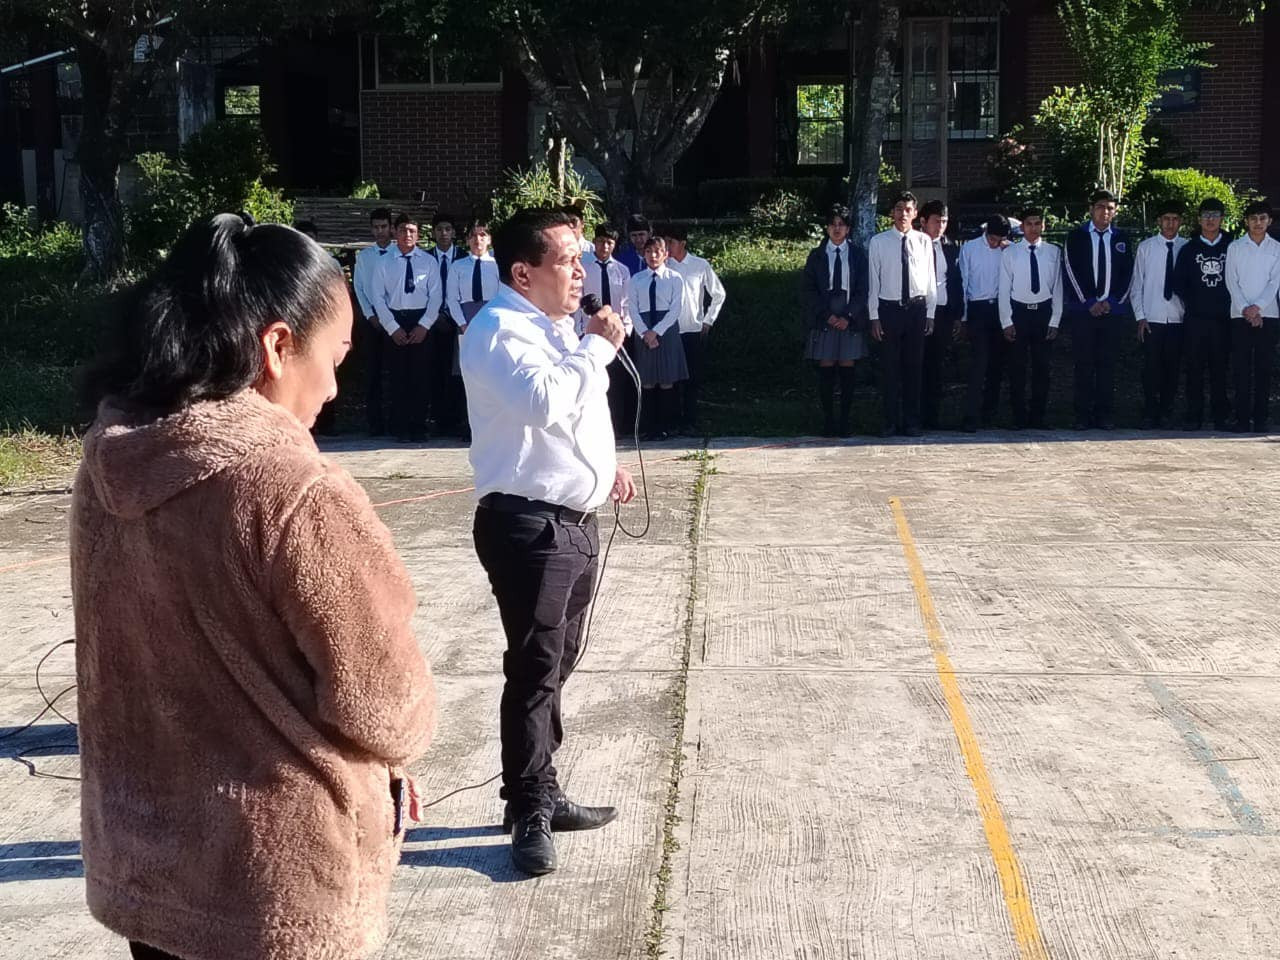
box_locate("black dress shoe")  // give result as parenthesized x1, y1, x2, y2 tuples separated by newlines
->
(510, 811, 557, 876)
(504, 795, 618, 834)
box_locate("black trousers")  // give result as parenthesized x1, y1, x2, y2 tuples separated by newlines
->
(1231, 316, 1280, 428)
(427, 316, 459, 431)
(1183, 314, 1231, 427)
(680, 331, 706, 428)
(608, 348, 637, 437)
(130, 943, 182, 960)
(1071, 310, 1123, 425)
(963, 300, 1005, 427)
(1007, 304, 1054, 427)
(474, 505, 599, 819)
(878, 299, 927, 431)
(387, 309, 429, 438)
(921, 310, 958, 428)
(1141, 323, 1185, 423)
(361, 316, 388, 434)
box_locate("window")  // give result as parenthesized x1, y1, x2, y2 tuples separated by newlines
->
(796, 83, 844, 166)
(948, 19, 998, 139)
(373, 36, 500, 88)
(223, 85, 260, 118)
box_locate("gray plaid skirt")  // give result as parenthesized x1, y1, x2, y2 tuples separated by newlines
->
(633, 330, 689, 387)
(805, 328, 868, 362)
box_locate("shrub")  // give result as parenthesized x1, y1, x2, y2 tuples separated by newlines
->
(181, 118, 277, 213)
(697, 177, 835, 217)
(243, 179, 295, 227)
(0, 204, 81, 278)
(490, 162, 603, 230)
(987, 126, 1048, 208)
(748, 189, 817, 238)
(1031, 86, 1148, 201)
(1128, 168, 1247, 231)
(351, 179, 381, 199)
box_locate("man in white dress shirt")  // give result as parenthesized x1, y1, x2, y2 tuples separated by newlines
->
(1132, 201, 1188, 429)
(999, 207, 1063, 429)
(1226, 200, 1280, 432)
(665, 224, 727, 434)
(445, 220, 500, 442)
(426, 212, 466, 437)
(868, 191, 937, 437)
(353, 206, 395, 435)
(580, 223, 635, 434)
(461, 208, 637, 877)
(959, 214, 1011, 431)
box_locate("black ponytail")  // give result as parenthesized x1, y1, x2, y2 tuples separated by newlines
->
(82, 213, 346, 414)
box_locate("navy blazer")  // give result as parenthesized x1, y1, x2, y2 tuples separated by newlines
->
(802, 242, 869, 332)
(937, 237, 963, 319)
(1062, 222, 1135, 314)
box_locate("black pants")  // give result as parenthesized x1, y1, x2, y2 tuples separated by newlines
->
(963, 300, 1005, 427)
(1231, 316, 1280, 428)
(878, 299, 927, 431)
(1008, 304, 1054, 427)
(1071, 310, 1123, 426)
(1183, 314, 1231, 427)
(130, 943, 182, 960)
(361, 316, 388, 434)
(1141, 323, 1185, 424)
(473, 505, 599, 819)
(680, 331, 706, 429)
(921, 310, 958, 428)
(608, 349, 636, 438)
(387, 309, 430, 438)
(427, 316, 459, 431)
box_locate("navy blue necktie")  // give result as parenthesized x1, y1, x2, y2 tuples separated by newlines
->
(471, 257, 483, 302)
(900, 234, 910, 303)
(1029, 244, 1041, 295)
(439, 250, 449, 290)
(649, 274, 658, 318)
(1163, 241, 1174, 301)
(403, 254, 415, 294)
(1095, 230, 1108, 297)
(598, 261, 612, 307)
(832, 247, 843, 293)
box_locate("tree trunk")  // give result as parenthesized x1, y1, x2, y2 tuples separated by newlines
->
(75, 39, 127, 280)
(848, 0, 901, 247)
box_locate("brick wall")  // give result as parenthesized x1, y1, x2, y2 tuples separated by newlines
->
(1022, 11, 1264, 189)
(360, 90, 503, 211)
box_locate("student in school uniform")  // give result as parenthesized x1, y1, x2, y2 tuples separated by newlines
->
(664, 224, 727, 435)
(445, 220, 500, 443)
(1131, 200, 1188, 429)
(868, 191, 937, 438)
(293, 219, 346, 436)
(563, 203, 596, 259)
(1225, 200, 1280, 432)
(353, 206, 396, 436)
(579, 224, 636, 436)
(373, 213, 443, 443)
(627, 235, 690, 440)
(426, 212, 467, 436)
(1173, 197, 1234, 430)
(919, 200, 964, 430)
(1063, 189, 1135, 430)
(958, 214, 1011, 432)
(999, 207, 1063, 429)
(615, 214, 651, 276)
(802, 203, 868, 437)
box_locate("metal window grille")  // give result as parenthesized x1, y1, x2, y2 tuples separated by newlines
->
(796, 83, 845, 166)
(883, 17, 998, 142)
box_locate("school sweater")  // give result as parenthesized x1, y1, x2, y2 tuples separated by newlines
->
(1173, 233, 1233, 319)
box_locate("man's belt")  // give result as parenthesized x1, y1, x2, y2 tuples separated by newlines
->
(479, 492, 595, 526)
(1013, 300, 1051, 311)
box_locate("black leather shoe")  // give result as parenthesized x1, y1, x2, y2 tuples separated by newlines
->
(511, 811, 557, 876)
(504, 795, 618, 834)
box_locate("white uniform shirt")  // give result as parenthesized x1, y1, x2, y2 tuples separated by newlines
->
(931, 237, 949, 308)
(353, 241, 395, 320)
(446, 252, 500, 326)
(460, 283, 618, 512)
(824, 240, 852, 295)
(867, 227, 937, 320)
(373, 246, 444, 335)
(628, 265, 689, 337)
(578, 256, 633, 336)
(1131, 233, 1188, 325)
(959, 237, 1004, 312)
(999, 240, 1064, 329)
(668, 252, 727, 333)
(1226, 233, 1280, 319)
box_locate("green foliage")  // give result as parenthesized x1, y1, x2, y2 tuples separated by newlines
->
(1032, 86, 1149, 200)
(181, 118, 277, 213)
(1128, 167, 1249, 231)
(748, 190, 815, 239)
(697, 177, 836, 217)
(351, 180, 381, 199)
(490, 163, 603, 229)
(0, 204, 81, 269)
(987, 126, 1048, 208)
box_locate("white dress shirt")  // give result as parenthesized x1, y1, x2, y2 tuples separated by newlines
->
(669, 252, 728, 333)
(579, 236, 595, 258)
(578, 256, 633, 336)
(1226, 233, 1280, 319)
(446, 252, 500, 326)
(824, 240, 851, 295)
(959, 237, 1004, 313)
(1090, 226, 1114, 301)
(627, 265, 689, 336)
(373, 246, 444, 334)
(867, 227, 937, 320)
(931, 237, 949, 308)
(353, 241, 394, 319)
(1131, 233, 1188, 325)
(999, 240, 1064, 329)
(460, 283, 618, 512)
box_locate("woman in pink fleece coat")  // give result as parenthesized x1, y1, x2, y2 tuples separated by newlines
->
(71, 214, 435, 960)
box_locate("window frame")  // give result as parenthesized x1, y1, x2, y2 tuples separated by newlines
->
(364, 34, 502, 92)
(794, 79, 848, 168)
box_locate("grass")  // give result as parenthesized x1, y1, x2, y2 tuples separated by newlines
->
(0, 427, 81, 489)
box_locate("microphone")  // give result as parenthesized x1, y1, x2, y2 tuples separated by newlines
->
(580, 292, 603, 316)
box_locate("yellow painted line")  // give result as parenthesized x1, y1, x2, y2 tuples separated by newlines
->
(889, 497, 1049, 960)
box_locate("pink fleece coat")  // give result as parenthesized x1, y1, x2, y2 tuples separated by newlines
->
(70, 389, 435, 960)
